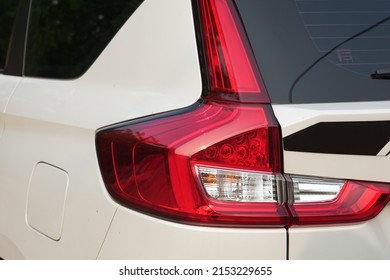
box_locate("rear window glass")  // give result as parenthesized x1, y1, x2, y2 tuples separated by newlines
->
(25, 0, 144, 79)
(235, 0, 390, 104)
(296, 0, 390, 77)
(0, 1, 19, 72)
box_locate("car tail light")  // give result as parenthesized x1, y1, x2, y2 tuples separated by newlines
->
(96, 0, 390, 228)
(196, 0, 269, 103)
(95, 0, 288, 227)
(288, 177, 390, 226)
(96, 101, 288, 226)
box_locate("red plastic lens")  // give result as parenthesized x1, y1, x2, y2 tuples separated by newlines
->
(289, 180, 390, 225)
(96, 0, 284, 227)
(96, 102, 287, 226)
(198, 0, 269, 103)
(192, 128, 281, 172)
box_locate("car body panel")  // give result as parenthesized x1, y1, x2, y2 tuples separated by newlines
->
(0, 0, 203, 259)
(0, 75, 20, 139)
(273, 102, 390, 259)
(98, 206, 287, 260)
(273, 102, 390, 182)
(0, 0, 389, 260)
(289, 207, 390, 259)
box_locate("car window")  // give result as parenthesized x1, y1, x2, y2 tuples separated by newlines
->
(25, 0, 144, 79)
(295, 0, 390, 77)
(235, 0, 390, 104)
(0, 0, 19, 72)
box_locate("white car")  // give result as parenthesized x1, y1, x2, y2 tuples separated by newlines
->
(1, 0, 390, 259)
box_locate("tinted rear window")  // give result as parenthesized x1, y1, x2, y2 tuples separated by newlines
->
(235, 0, 390, 104)
(25, 0, 144, 79)
(296, 0, 390, 77)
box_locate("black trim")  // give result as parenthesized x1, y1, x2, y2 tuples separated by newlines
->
(284, 121, 390, 156)
(4, 0, 31, 76)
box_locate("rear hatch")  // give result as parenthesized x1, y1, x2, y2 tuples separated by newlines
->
(235, 0, 390, 259)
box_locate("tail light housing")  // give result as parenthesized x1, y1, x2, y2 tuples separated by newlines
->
(96, 101, 288, 226)
(96, 0, 390, 227)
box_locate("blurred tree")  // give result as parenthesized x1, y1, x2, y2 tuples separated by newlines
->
(25, 0, 144, 78)
(0, 0, 19, 70)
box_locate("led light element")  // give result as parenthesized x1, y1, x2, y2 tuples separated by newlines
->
(196, 166, 277, 202)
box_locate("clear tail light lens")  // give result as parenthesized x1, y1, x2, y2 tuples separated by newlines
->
(290, 176, 344, 202)
(196, 166, 278, 202)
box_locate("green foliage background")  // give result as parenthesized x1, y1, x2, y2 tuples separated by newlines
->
(0, 0, 18, 70)
(1, 0, 143, 77)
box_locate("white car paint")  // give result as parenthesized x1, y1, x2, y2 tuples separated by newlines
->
(0, 0, 202, 259)
(0, 0, 287, 259)
(98, 206, 286, 260)
(0, 0, 389, 260)
(0, 75, 20, 139)
(273, 102, 390, 182)
(26, 162, 69, 241)
(273, 102, 390, 259)
(289, 207, 390, 259)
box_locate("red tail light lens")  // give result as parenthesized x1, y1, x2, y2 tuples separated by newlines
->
(288, 178, 390, 226)
(96, 102, 288, 226)
(197, 0, 269, 103)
